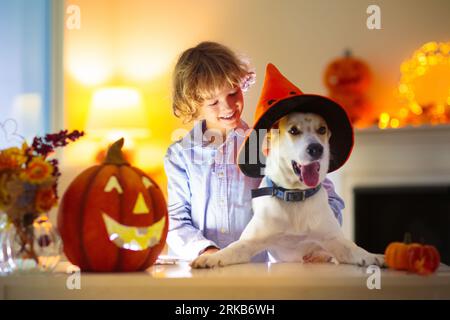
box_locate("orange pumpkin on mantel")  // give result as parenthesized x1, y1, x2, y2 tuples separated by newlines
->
(57, 138, 168, 272)
(323, 50, 375, 127)
(324, 49, 372, 94)
(385, 233, 441, 275)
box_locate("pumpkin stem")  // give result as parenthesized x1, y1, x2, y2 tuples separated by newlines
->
(404, 232, 412, 244)
(344, 48, 352, 58)
(104, 138, 129, 166)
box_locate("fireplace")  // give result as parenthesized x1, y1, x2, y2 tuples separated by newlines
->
(332, 124, 450, 263)
(354, 185, 450, 264)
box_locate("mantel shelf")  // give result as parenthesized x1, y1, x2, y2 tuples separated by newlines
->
(355, 124, 450, 135)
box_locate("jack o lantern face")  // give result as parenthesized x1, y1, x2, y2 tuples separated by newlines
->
(324, 58, 371, 94)
(58, 138, 169, 272)
(101, 175, 166, 251)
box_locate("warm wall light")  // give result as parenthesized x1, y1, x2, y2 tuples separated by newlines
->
(68, 54, 113, 86)
(86, 87, 150, 146)
(86, 87, 151, 165)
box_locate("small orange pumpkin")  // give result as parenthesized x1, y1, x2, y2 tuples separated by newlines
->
(57, 138, 168, 272)
(385, 233, 417, 271)
(385, 233, 441, 275)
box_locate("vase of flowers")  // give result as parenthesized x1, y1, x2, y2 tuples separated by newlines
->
(0, 130, 83, 274)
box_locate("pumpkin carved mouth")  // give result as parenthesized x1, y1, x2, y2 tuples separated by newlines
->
(102, 213, 166, 251)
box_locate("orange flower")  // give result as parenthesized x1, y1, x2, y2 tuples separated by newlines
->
(20, 157, 54, 184)
(35, 187, 57, 212)
(0, 147, 26, 171)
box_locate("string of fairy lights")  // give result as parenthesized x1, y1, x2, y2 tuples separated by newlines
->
(378, 41, 450, 129)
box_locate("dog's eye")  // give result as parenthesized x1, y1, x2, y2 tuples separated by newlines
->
(317, 126, 327, 135)
(288, 127, 301, 136)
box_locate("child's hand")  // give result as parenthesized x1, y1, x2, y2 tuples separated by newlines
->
(200, 246, 219, 256)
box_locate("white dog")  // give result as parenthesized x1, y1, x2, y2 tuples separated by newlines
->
(191, 112, 384, 268)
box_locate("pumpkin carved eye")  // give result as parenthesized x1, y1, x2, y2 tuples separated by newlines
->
(104, 176, 123, 194)
(142, 176, 153, 189)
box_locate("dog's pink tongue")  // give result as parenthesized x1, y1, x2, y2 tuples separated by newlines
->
(301, 162, 320, 187)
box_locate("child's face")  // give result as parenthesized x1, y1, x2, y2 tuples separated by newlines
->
(199, 85, 244, 134)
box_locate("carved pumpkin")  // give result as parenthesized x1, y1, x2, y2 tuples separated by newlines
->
(324, 50, 372, 94)
(385, 233, 441, 275)
(57, 139, 168, 272)
(323, 50, 375, 127)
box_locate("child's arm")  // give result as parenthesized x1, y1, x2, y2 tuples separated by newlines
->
(164, 147, 219, 259)
(322, 178, 345, 226)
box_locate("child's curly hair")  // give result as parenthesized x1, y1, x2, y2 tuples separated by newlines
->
(172, 41, 255, 123)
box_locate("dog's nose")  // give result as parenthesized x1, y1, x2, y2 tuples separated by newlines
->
(306, 143, 323, 159)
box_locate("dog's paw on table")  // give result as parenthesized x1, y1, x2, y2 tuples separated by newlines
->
(333, 248, 385, 267)
(190, 253, 226, 269)
(354, 253, 385, 267)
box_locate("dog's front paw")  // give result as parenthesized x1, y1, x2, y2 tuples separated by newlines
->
(190, 252, 229, 269)
(354, 251, 385, 267)
(347, 249, 385, 267)
(333, 246, 384, 267)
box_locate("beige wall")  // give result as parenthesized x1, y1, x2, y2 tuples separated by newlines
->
(198, 0, 449, 123)
(65, 0, 450, 132)
(122, 0, 450, 123)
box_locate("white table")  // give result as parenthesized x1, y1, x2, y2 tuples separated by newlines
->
(1, 261, 449, 299)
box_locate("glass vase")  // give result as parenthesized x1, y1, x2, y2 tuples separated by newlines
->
(0, 213, 61, 275)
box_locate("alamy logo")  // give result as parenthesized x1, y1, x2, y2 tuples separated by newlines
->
(66, 265, 81, 290)
(66, 4, 81, 30)
(366, 265, 381, 290)
(366, 5, 381, 30)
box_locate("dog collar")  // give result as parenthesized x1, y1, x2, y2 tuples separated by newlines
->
(251, 177, 322, 202)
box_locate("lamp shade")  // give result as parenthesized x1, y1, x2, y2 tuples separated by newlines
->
(86, 87, 150, 139)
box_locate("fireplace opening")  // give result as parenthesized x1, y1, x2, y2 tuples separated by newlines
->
(354, 185, 450, 265)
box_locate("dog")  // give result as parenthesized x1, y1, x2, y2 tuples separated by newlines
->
(191, 112, 384, 268)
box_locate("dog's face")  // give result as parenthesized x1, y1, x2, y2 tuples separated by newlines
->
(264, 112, 331, 189)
